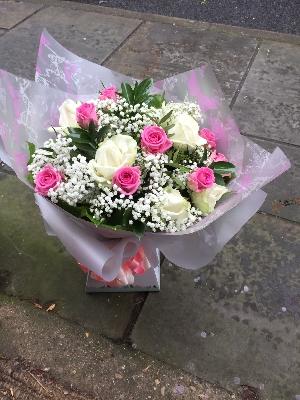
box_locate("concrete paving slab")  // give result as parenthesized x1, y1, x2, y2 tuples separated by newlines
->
(233, 40, 300, 146)
(132, 214, 300, 399)
(0, 174, 138, 340)
(0, 0, 42, 29)
(0, 295, 236, 400)
(250, 138, 300, 223)
(0, 5, 141, 79)
(104, 21, 258, 100)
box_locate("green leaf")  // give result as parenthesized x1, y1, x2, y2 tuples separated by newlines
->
(198, 147, 207, 165)
(80, 207, 103, 226)
(132, 220, 146, 238)
(57, 201, 83, 218)
(67, 127, 97, 159)
(88, 121, 97, 139)
(68, 127, 88, 136)
(159, 110, 173, 126)
(173, 176, 185, 189)
(27, 142, 36, 164)
(212, 161, 235, 175)
(71, 143, 96, 160)
(97, 125, 110, 143)
(69, 135, 97, 148)
(214, 173, 226, 186)
(27, 171, 34, 185)
(134, 78, 153, 103)
(121, 82, 134, 104)
(122, 208, 132, 227)
(40, 147, 55, 154)
(163, 124, 175, 132)
(149, 93, 165, 108)
(173, 149, 180, 163)
(166, 162, 190, 173)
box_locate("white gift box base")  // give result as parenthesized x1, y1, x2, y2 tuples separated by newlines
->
(85, 265, 160, 293)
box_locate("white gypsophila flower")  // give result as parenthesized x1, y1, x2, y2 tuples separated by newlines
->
(89, 185, 135, 221)
(96, 97, 160, 138)
(161, 101, 204, 124)
(28, 134, 76, 178)
(48, 154, 95, 206)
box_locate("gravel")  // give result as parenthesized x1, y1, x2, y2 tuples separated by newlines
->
(71, 0, 300, 35)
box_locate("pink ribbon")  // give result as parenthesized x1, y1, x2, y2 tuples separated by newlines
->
(78, 246, 149, 287)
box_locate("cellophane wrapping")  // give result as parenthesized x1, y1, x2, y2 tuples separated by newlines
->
(0, 31, 290, 284)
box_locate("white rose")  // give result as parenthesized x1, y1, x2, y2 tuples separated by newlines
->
(59, 99, 80, 128)
(48, 99, 80, 135)
(168, 113, 207, 149)
(191, 184, 228, 214)
(89, 134, 137, 186)
(160, 188, 191, 224)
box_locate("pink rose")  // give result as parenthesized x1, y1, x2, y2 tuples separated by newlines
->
(188, 167, 215, 192)
(200, 128, 216, 149)
(99, 85, 118, 101)
(141, 126, 172, 154)
(213, 151, 228, 162)
(112, 166, 141, 195)
(35, 164, 62, 196)
(76, 102, 98, 129)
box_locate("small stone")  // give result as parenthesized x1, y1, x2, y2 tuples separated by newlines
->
(173, 384, 185, 395)
(193, 276, 201, 283)
(155, 379, 160, 385)
(243, 285, 249, 293)
(233, 377, 240, 385)
(63, 390, 69, 395)
(200, 331, 207, 338)
(115, 373, 123, 379)
(190, 385, 196, 391)
(281, 307, 287, 312)
(161, 386, 166, 396)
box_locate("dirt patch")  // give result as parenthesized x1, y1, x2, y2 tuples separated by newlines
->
(0, 357, 93, 400)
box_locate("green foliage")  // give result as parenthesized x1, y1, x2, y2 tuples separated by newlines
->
(27, 171, 34, 185)
(214, 173, 226, 186)
(27, 142, 36, 164)
(68, 125, 97, 160)
(119, 78, 166, 108)
(148, 93, 165, 108)
(159, 110, 173, 125)
(131, 220, 146, 237)
(173, 176, 186, 190)
(212, 161, 235, 175)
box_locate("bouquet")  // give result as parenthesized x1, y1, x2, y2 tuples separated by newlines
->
(0, 31, 290, 291)
(27, 79, 236, 234)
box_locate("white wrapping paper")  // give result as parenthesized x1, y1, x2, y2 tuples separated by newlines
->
(0, 30, 291, 281)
